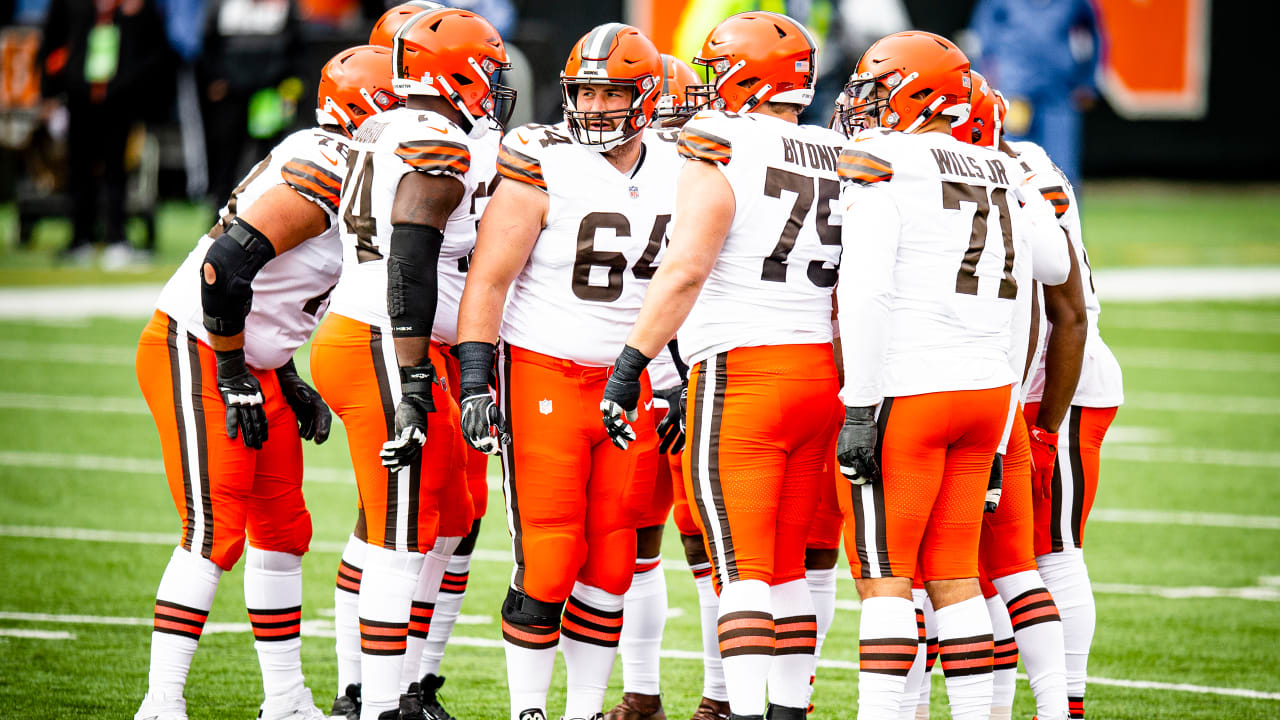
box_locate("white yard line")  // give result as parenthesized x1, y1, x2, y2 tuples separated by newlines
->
(0, 392, 148, 415)
(0, 269, 1277, 324)
(1093, 582, 1280, 602)
(1092, 267, 1280, 302)
(0, 341, 137, 366)
(1112, 347, 1280, 373)
(0, 628, 76, 640)
(1124, 392, 1280, 416)
(0, 450, 354, 484)
(1103, 444, 1280, 468)
(1090, 508, 1280, 530)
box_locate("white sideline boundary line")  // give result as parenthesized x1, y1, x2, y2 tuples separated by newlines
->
(0, 611, 1275, 700)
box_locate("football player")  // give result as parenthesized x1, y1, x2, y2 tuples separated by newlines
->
(599, 12, 845, 720)
(324, 7, 502, 720)
(603, 51, 718, 720)
(1014, 130, 1123, 720)
(832, 32, 1037, 720)
(454, 23, 675, 720)
(308, 9, 512, 720)
(133, 45, 399, 720)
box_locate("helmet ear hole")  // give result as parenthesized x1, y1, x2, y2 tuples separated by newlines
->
(451, 73, 474, 87)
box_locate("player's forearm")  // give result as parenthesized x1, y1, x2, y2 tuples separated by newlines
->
(456, 280, 507, 345)
(837, 293, 889, 407)
(206, 331, 245, 353)
(626, 263, 706, 358)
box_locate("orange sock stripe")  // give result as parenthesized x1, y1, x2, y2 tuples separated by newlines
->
(155, 601, 209, 624)
(1069, 697, 1085, 719)
(939, 634, 994, 677)
(502, 620, 560, 650)
(718, 633, 775, 657)
(635, 559, 662, 574)
(564, 601, 624, 630)
(440, 571, 469, 594)
(561, 616, 622, 647)
(153, 617, 204, 639)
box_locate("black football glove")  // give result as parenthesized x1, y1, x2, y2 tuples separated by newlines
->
(380, 364, 436, 471)
(275, 358, 331, 444)
(456, 342, 508, 455)
(836, 405, 880, 485)
(653, 383, 686, 454)
(215, 348, 267, 450)
(601, 345, 651, 450)
(986, 453, 1004, 513)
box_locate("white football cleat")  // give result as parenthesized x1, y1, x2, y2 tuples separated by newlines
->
(134, 692, 188, 720)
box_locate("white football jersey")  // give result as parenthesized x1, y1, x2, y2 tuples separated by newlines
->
(155, 127, 347, 370)
(837, 128, 1044, 405)
(495, 122, 684, 367)
(327, 108, 491, 336)
(675, 110, 844, 367)
(1013, 141, 1124, 408)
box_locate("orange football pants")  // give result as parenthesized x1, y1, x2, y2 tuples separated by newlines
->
(1023, 403, 1117, 556)
(136, 311, 312, 571)
(309, 313, 470, 553)
(444, 351, 491, 520)
(978, 405, 1037, 584)
(499, 343, 657, 602)
(840, 385, 1011, 582)
(685, 344, 843, 589)
(637, 407, 685, 530)
(809, 453, 844, 551)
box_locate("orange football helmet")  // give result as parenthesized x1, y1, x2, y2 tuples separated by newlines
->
(316, 45, 402, 137)
(845, 31, 971, 133)
(655, 54, 699, 126)
(368, 1, 444, 48)
(393, 7, 515, 130)
(561, 23, 663, 150)
(953, 71, 1006, 147)
(687, 11, 818, 113)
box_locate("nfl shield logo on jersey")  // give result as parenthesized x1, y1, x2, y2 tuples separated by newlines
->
(539, 398, 553, 415)
(629, 185, 639, 199)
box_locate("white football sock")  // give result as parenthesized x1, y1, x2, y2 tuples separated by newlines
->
(244, 547, 305, 702)
(935, 595, 995, 720)
(334, 535, 365, 697)
(1036, 550, 1093, 719)
(562, 582, 625, 720)
(146, 547, 222, 701)
(358, 544, 423, 720)
(502, 593, 559, 720)
(984, 594, 1016, 717)
(806, 567, 837, 710)
(856, 595, 916, 720)
(619, 557, 667, 695)
(768, 579, 817, 711)
(717, 579, 773, 716)
(420, 550, 472, 677)
(693, 570, 728, 702)
(899, 590, 928, 720)
(995, 570, 1067, 719)
(401, 536, 461, 692)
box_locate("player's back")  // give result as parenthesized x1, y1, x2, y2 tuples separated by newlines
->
(155, 127, 347, 370)
(839, 128, 1028, 397)
(497, 122, 684, 367)
(328, 106, 489, 330)
(677, 110, 845, 368)
(1011, 140, 1123, 408)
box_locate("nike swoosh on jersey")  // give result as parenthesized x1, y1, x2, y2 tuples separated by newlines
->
(644, 401, 653, 411)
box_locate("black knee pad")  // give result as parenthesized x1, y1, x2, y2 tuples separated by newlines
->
(501, 587, 563, 628)
(455, 518, 482, 556)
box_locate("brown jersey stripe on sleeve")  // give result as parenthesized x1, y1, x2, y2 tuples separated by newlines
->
(497, 144, 547, 190)
(281, 160, 341, 214)
(1039, 185, 1070, 217)
(395, 140, 472, 176)
(677, 127, 732, 164)
(837, 149, 893, 185)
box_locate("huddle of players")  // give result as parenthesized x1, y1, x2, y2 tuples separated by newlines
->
(131, 3, 1122, 720)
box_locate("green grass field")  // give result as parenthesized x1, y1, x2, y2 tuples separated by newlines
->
(1, 185, 1279, 719)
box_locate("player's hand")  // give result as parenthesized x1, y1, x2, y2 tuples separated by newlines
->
(1027, 426, 1059, 500)
(654, 384, 686, 454)
(215, 348, 267, 450)
(275, 359, 331, 444)
(986, 453, 1003, 513)
(601, 346, 651, 450)
(837, 405, 880, 485)
(380, 365, 436, 471)
(459, 386, 509, 455)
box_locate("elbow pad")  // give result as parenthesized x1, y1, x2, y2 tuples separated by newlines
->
(387, 223, 444, 338)
(201, 218, 276, 336)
